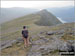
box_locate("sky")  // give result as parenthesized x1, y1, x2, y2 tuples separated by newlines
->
(1, 1, 74, 10)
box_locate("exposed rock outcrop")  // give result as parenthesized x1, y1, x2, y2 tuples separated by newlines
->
(0, 38, 23, 50)
(27, 33, 75, 56)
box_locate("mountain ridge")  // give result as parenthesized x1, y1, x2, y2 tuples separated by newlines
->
(0, 8, 39, 24)
(0, 6, 74, 24)
(1, 9, 62, 26)
(35, 9, 62, 26)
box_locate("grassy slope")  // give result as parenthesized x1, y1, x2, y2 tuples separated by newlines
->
(1, 11, 75, 56)
(1, 13, 48, 41)
(35, 10, 62, 26)
(1, 13, 50, 56)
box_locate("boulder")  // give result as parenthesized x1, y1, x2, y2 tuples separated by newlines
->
(1, 40, 17, 50)
(67, 43, 74, 52)
(46, 31, 55, 35)
(39, 35, 45, 38)
(30, 45, 41, 52)
(27, 35, 75, 56)
(16, 38, 23, 43)
(1, 38, 23, 50)
(55, 29, 65, 35)
(46, 29, 65, 35)
(67, 40, 75, 44)
(27, 52, 42, 56)
(32, 39, 46, 45)
(68, 32, 75, 35)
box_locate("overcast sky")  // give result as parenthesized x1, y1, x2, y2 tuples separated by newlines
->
(1, 1, 74, 10)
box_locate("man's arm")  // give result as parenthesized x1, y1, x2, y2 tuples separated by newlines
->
(22, 31, 24, 39)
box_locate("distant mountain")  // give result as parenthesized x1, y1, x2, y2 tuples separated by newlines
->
(0, 7, 39, 24)
(0, 6, 74, 24)
(34, 9, 62, 26)
(1, 9, 62, 31)
(47, 6, 75, 23)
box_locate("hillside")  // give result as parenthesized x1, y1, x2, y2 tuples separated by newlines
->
(1, 9, 62, 47)
(0, 7, 38, 24)
(1, 9, 62, 33)
(1, 22, 75, 56)
(35, 9, 62, 26)
(0, 6, 74, 24)
(1, 9, 74, 56)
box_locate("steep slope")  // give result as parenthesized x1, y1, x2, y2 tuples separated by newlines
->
(35, 9, 62, 26)
(47, 6, 75, 23)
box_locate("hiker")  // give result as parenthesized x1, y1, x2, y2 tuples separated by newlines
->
(22, 26, 29, 47)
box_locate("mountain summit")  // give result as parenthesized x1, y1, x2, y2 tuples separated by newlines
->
(35, 9, 62, 26)
(37, 9, 49, 13)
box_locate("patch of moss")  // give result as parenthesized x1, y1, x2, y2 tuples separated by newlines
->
(50, 50, 59, 54)
(61, 34, 75, 40)
(32, 37, 40, 41)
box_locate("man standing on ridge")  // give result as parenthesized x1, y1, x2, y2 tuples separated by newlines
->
(22, 26, 29, 47)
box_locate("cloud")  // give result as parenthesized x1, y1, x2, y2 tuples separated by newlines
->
(1, 1, 74, 9)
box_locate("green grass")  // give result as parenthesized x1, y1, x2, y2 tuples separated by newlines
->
(1, 42, 31, 56)
(50, 50, 59, 54)
(61, 34, 75, 40)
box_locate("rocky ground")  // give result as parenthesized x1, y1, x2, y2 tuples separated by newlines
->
(27, 28, 75, 56)
(1, 23, 75, 56)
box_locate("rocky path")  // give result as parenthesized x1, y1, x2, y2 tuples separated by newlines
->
(1, 23, 75, 56)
